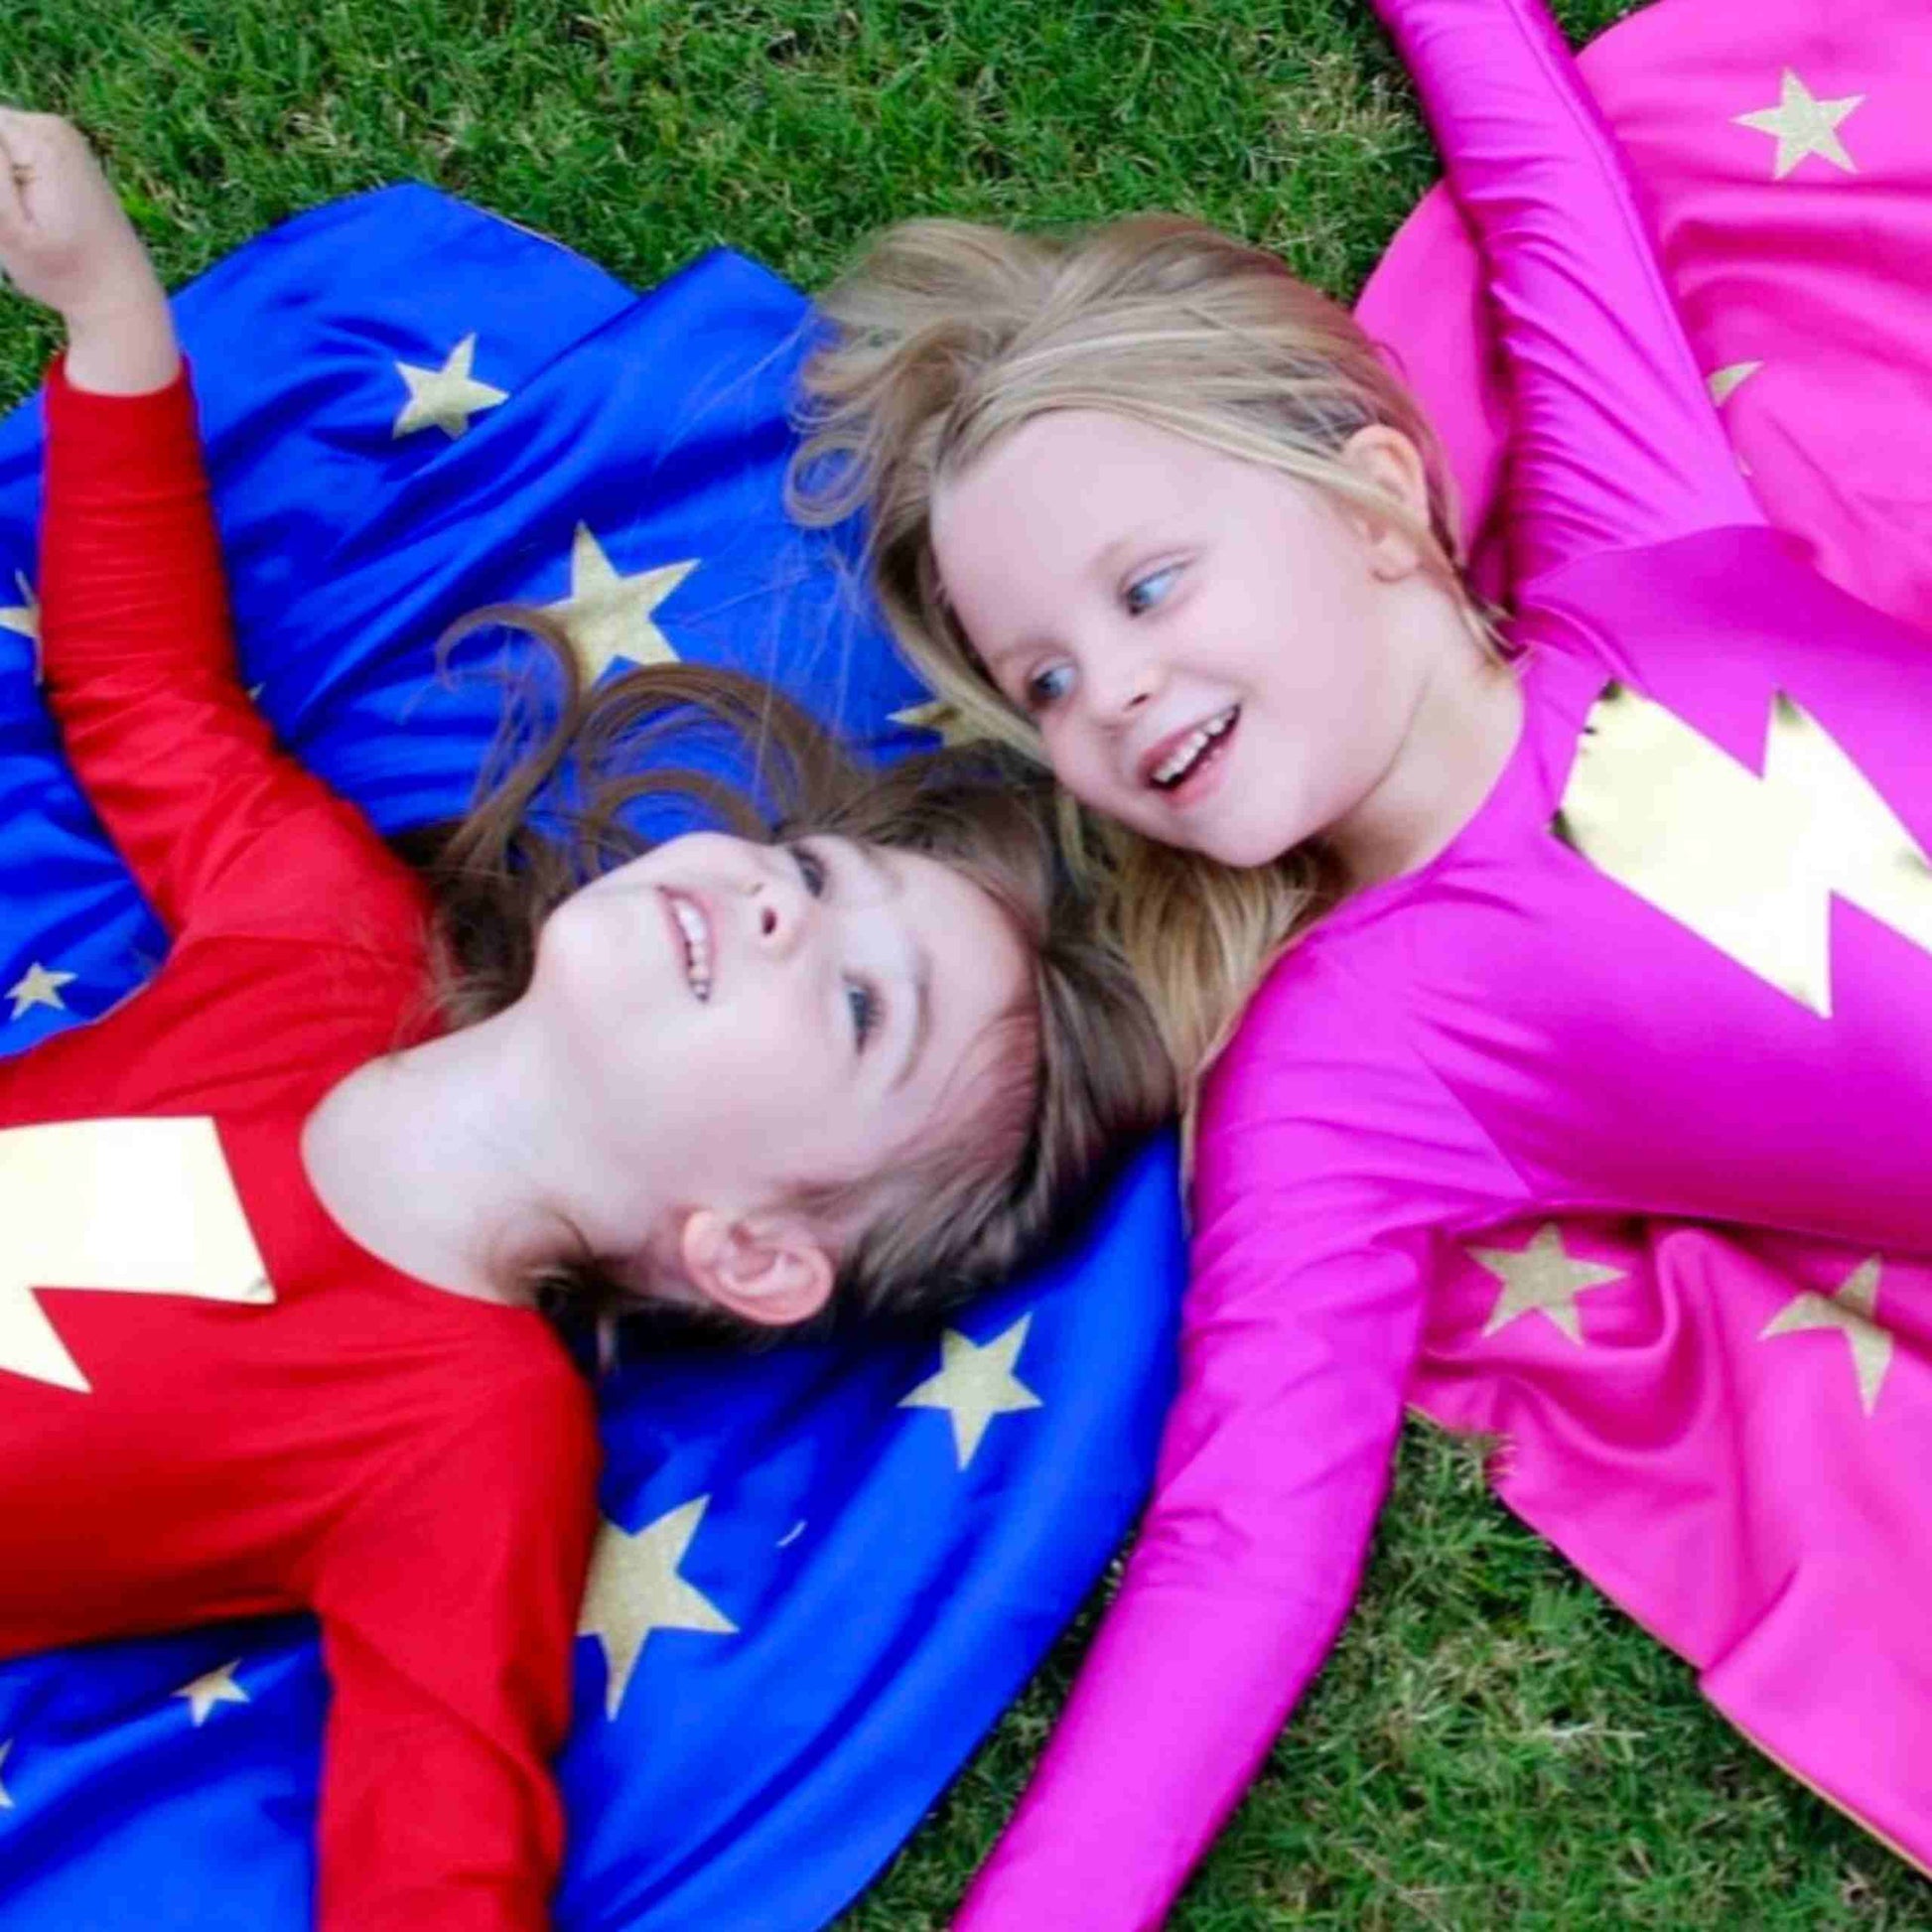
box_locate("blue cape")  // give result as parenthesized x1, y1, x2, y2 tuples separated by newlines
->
(0, 186, 1182, 1929)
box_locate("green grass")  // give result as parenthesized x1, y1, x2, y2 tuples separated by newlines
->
(5, 1, 1929, 1925)
(846, 1425, 1932, 1929)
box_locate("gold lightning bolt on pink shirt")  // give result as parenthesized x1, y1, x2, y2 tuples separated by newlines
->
(957, 0, 1932, 1922)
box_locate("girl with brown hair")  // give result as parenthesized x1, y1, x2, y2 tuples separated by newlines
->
(0, 110, 1171, 1931)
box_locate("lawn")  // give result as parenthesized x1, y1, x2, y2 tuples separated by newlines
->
(5, 1, 1930, 1925)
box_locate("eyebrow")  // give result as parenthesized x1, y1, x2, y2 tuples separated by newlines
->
(1093, 524, 1163, 582)
(979, 523, 1170, 671)
(853, 844, 933, 1092)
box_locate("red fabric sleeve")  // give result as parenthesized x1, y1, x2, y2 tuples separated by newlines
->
(307, 1368, 601, 1932)
(38, 358, 409, 942)
(1370, 0, 1762, 586)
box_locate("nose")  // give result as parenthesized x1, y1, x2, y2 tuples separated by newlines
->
(1086, 642, 1165, 727)
(743, 847, 814, 957)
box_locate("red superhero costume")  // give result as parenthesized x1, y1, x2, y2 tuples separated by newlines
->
(0, 359, 602, 1931)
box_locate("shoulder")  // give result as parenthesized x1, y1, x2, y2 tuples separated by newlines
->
(389, 1326, 602, 1523)
(1518, 523, 1803, 646)
(1198, 939, 1429, 1149)
(1193, 933, 1519, 1246)
(206, 791, 433, 956)
(454, 1336, 601, 1475)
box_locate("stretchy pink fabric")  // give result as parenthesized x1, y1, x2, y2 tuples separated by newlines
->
(956, 0, 1932, 1923)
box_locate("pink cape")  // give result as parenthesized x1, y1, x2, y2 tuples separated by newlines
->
(1357, 0, 1932, 1868)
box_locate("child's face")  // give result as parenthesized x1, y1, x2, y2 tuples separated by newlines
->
(526, 827, 1029, 1309)
(930, 409, 1429, 870)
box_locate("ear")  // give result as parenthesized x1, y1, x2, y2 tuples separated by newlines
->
(676, 1208, 835, 1328)
(1335, 424, 1434, 581)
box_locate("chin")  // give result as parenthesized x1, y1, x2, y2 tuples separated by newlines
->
(1197, 816, 1311, 872)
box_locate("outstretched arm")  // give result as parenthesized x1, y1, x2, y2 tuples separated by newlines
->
(1369, 0, 1762, 585)
(3, 112, 400, 943)
(956, 1226, 1426, 1930)
(958, 976, 1519, 1928)
(310, 1372, 601, 1932)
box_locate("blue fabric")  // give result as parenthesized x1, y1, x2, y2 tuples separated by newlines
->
(0, 186, 1184, 1929)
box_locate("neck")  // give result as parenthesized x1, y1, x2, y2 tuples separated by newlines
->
(1329, 579, 1522, 890)
(300, 1004, 649, 1305)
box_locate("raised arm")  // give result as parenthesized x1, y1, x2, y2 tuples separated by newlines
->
(958, 974, 1521, 1928)
(1370, 0, 1761, 584)
(309, 1370, 601, 1932)
(5, 112, 394, 942)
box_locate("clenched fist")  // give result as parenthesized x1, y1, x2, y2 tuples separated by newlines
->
(0, 109, 177, 393)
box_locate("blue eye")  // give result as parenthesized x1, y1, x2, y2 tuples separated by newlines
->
(846, 979, 880, 1049)
(1025, 662, 1076, 711)
(1124, 565, 1179, 616)
(790, 843, 882, 1049)
(789, 843, 828, 897)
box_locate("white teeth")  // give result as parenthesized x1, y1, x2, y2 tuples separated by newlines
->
(670, 895, 712, 1001)
(1150, 707, 1239, 788)
(1152, 731, 1211, 786)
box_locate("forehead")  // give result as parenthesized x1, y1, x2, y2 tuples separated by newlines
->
(937, 409, 1224, 538)
(932, 413, 1291, 639)
(874, 841, 1024, 965)
(874, 841, 1029, 1043)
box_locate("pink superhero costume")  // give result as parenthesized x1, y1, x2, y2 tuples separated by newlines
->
(956, 0, 1932, 1923)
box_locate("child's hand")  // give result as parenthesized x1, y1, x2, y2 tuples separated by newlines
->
(0, 111, 158, 320)
(0, 109, 178, 393)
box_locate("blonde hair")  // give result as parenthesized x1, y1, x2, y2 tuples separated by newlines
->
(398, 611, 1175, 1335)
(789, 213, 1494, 1081)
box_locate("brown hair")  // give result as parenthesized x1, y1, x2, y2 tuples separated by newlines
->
(788, 213, 1499, 1082)
(395, 607, 1174, 1334)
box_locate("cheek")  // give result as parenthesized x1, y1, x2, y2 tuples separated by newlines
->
(1038, 717, 1117, 807)
(1235, 579, 1384, 743)
(663, 1029, 830, 1137)
(530, 898, 617, 1013)
(714, 987, 839, 1096)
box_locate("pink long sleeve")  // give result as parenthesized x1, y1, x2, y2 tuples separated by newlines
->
(1382, 0, 1761, 586)
(957, 962, 1526, 1929)
(958, 3, 1752, 1923)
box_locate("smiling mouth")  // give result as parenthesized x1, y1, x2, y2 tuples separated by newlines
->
(662, 890, 713, 1002)
(1147, 705, 1240, 791)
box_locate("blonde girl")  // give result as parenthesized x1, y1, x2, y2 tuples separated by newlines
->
(792, 0, 1932, 1920)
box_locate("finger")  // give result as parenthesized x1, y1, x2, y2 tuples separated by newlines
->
(0, 117, 61, 234)
(0, 124, 24, 235)
(0, 111, 67, 169)
(0, 113, 41, 197)
(0, 106, 47, 157)
(0, 115, 68, 217)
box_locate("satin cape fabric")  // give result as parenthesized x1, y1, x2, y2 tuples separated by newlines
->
(0, 190, 1184, 1930)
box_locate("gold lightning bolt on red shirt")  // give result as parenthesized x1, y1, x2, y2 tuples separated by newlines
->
(0, 362, 600, 1931)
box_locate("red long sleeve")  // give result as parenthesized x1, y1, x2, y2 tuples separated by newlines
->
(39, 357, 385, 944)
(310, 1385, 599, 1932)
(3, 363, 602, 1929)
